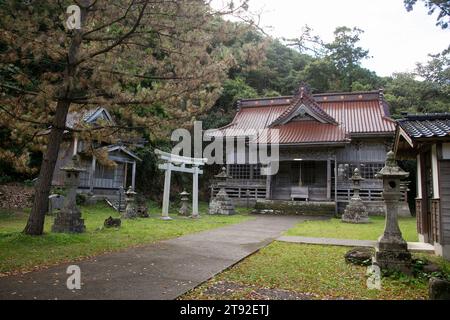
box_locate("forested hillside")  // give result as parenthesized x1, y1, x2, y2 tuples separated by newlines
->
(0, 1, 448, 207)
(201, 25, 449, 131)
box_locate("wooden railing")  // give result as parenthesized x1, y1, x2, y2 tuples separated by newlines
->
(336, 188, 407, 202)
(211, 185, 267, 200)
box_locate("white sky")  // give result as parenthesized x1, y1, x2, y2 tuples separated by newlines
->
(214, 0, 449, 77)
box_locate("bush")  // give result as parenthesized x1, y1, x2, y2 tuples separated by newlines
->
(76, 193, 88, 205)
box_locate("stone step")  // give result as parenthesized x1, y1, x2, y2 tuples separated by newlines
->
(105, 197, 126, 212)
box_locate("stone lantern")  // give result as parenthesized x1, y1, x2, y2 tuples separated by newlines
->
(179, 190, 190, 216)
(374, 151, 412, 273)
(122, 186, 137, 219)
(342, 168, 369, 224)
(52, 155, 86, 233)
(209, 167, 235, 215)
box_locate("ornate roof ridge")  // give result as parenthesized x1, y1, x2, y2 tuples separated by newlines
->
(269, 85, 337, 127)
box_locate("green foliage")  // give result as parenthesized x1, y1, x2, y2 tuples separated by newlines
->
(416, 46, 450, 89)
(76, 193, 88, 206)
(404, 0, 450, 29)
(384, 72, 449, 117)
(214, 77, 258, 112)
(325, 27, 371, 91)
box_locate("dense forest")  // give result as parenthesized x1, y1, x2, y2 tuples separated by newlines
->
(0, 1, 448, 234)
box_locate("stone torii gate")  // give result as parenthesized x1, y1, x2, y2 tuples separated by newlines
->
(155, 149, 208, 220)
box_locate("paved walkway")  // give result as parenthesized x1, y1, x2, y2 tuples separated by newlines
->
(0, 215, 319, 300)
(277, 235, 435, 253)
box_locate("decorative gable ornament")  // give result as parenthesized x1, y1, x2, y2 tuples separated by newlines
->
(270, 86, 337, 127)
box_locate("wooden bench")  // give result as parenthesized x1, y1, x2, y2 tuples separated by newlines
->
(291, 186, 309, 201)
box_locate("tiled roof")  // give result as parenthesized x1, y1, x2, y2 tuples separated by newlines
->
(398, 113, 450, 138)
(270, 86, 337, 126)
(66, 107, 113, 129)
(210, 88, 395, 145)
(258, 121, 349, 144)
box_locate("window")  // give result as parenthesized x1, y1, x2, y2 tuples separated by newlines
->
(229, 164, 250, 180)
(94, 164, 115, 180)
(228, 164, 264, 180)
(360, 163, 384, 180)
(252, 164, 264, 180)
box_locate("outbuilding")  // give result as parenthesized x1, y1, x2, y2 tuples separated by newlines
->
(394, 113, 450, 260)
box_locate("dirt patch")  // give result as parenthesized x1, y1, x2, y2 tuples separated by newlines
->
(0, 184, 34, 209)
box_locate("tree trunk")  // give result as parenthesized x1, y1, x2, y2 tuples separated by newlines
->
(23, 100, 71, 235)
(23, 4, 86, 235)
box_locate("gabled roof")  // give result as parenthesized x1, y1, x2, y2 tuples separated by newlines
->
(394, 113, 450, 159)
(209, 86, 395, 145)
(106, 144, 142, 161)
(270, 86, 337, 126)
(398, 113, 450, 139)
(257, 121, 349, 145)
(66, 107, 114, 129)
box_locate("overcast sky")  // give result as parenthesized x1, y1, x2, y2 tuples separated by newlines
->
(214, 0, 449, 77)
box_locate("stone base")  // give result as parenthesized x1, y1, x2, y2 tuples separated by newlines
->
(374, 249, 412, 274)
(209, 198, 235, 215)
(52, 209, 85, 233)
(341, 198, 370, 224)
(342, 216, 370, 224)
(122, 207, 137, 219)
(253, 200, 335, 216)
(179, 205, 190, 216)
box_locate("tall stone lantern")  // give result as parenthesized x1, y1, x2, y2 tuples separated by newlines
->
(342, 168, 369, 224)
(209, 167, 235, 215)
(179, 190, 190, 216)
(374, 151, 412, 273)
(122, 186, 137, 219)
(52, 155, 86, 233)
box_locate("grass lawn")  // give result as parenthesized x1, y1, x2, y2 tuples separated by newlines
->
(0, 202, 251, 275)
(285, 216, 418, 242)
(183, 242, 450, 300)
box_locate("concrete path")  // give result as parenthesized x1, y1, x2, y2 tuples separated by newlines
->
(0, 215, 316, 300)
(277, 235, 435, 253)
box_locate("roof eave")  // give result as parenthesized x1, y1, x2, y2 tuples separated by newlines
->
(349, 132, 395, 138)
(255, 141, 350, 147)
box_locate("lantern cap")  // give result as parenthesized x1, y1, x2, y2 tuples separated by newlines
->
(215, 167, 232, 179)
(61, 155, 85, 173)
(376, 151, 409, 179)
(126, 186, 137, 195)
(351, 168, 364, 182)
(180, 190, 190, 196)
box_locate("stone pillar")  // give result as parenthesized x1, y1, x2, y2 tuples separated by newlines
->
(52, 155, 86, 233)
(89, 156, 96, 192)
(161, 166, 172, 220)
(374, 151, 412, 274)
(342, 168, 369, 224)
(131, 161, 136, 191)
(191, 166, 199, 219)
